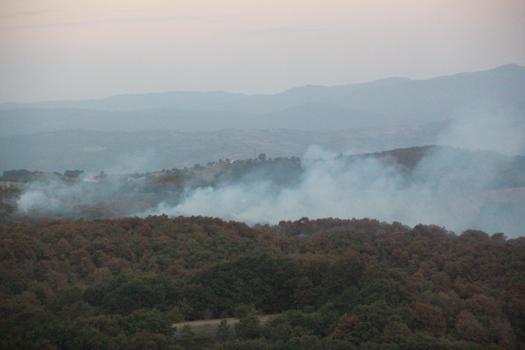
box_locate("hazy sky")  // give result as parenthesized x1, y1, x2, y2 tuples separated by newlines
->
(1, 0, 524, 102)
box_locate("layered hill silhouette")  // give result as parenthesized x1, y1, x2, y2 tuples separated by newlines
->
(1, 64, 523, 135)
(1, 65, 523, 172)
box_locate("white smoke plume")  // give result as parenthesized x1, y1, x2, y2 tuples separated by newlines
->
(13, 111, 525, 236)
(144, 111, 525, 236)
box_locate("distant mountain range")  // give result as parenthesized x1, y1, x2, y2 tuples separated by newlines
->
(0, 64, 523, 171)
(1, 64, 523, 136)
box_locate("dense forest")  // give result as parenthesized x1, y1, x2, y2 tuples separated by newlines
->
(1, 216, 524, 349)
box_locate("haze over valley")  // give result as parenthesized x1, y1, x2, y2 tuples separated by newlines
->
(1, 64, 524, 172)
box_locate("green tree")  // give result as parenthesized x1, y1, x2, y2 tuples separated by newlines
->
(235, 314, 261, 339)
(217, 319, 231, 341)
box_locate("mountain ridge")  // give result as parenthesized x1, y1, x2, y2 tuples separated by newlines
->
(1, 64, 523, 111)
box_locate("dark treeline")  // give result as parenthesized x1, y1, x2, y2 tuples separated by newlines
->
(1, 216, 524, 349)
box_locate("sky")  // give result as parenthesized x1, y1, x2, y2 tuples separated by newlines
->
(1, 0, 524, 102)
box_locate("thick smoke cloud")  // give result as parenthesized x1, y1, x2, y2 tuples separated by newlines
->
(146, 145, 521, 235)
(144, 111, 525, 236)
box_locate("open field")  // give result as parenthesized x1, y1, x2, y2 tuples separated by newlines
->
(172, 314, 279, 336)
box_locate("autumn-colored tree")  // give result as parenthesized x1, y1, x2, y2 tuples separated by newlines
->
(0, 217, 523, 348)
(413, 302, 447, 336)
(455, 310, 488, 342)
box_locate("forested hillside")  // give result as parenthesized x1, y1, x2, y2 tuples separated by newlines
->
(1, 216, 523, 349)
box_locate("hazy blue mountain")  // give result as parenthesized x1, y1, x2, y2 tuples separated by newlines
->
(211, 64, 525, 118)
(1, 64, 523, 136)
(0, 105, 389, 136)
(1, 65, 523, 171)
(0, 108, 251, 136)
(0, 91, 246, 111)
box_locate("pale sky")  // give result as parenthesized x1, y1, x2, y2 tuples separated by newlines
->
(1, 0, 524, 102)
